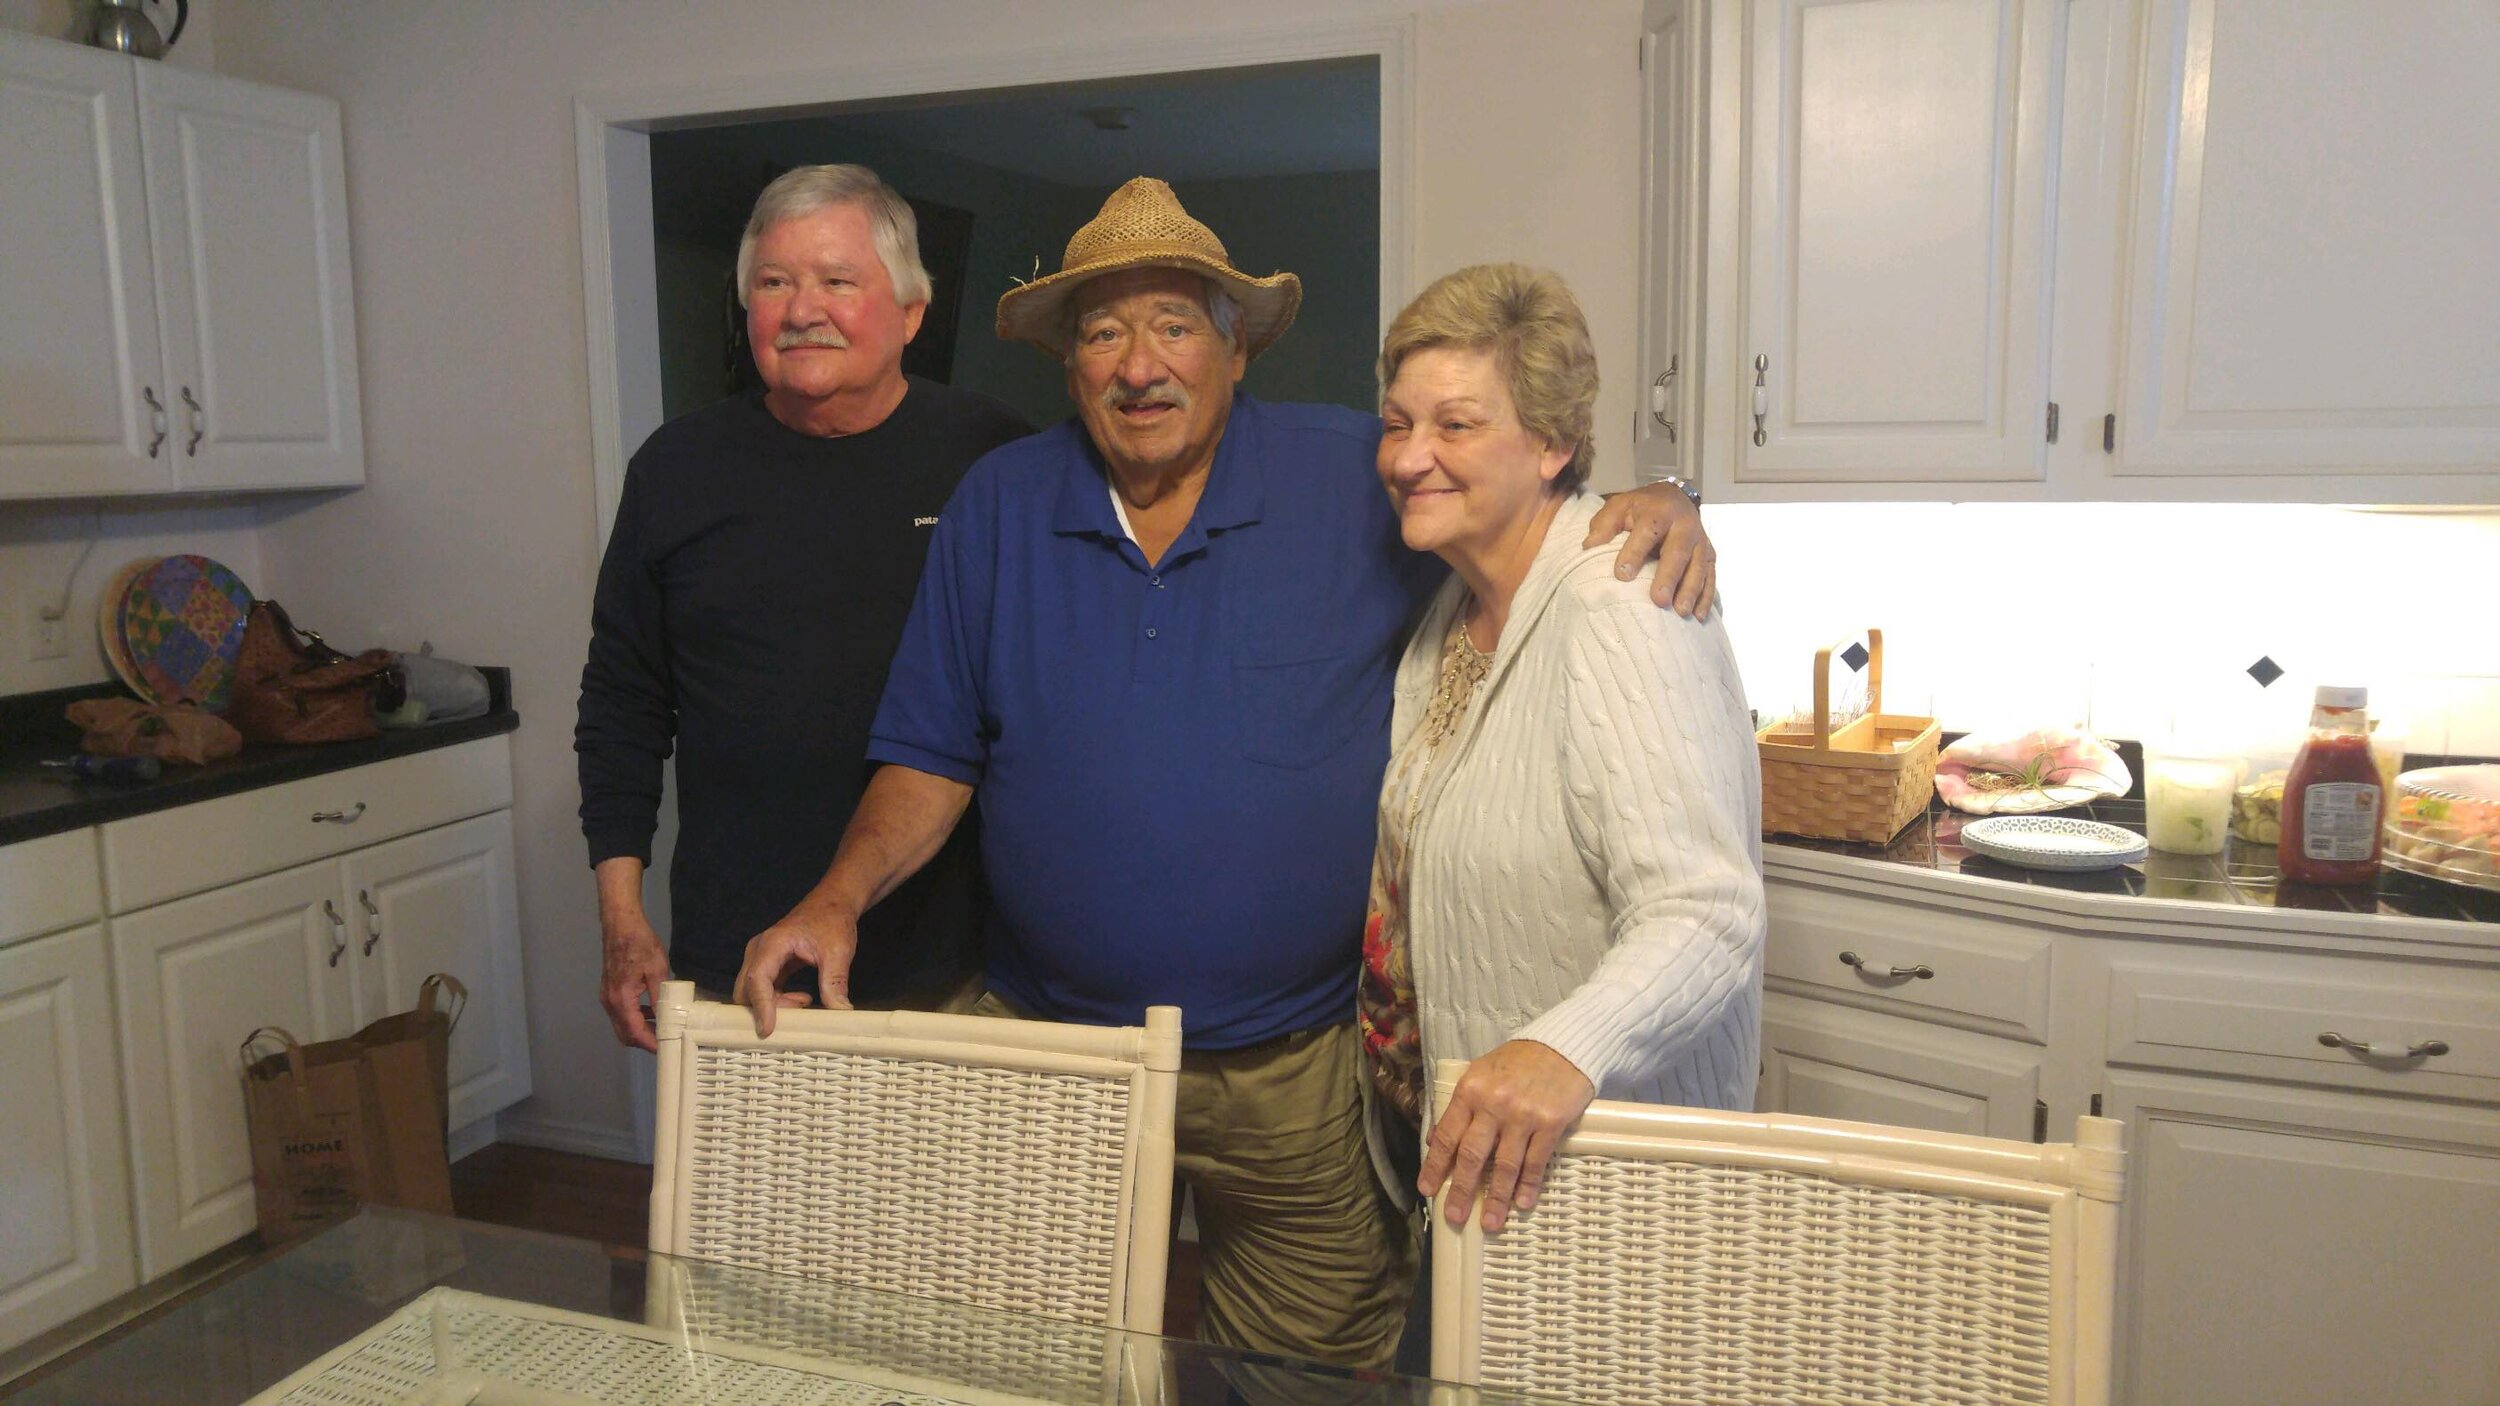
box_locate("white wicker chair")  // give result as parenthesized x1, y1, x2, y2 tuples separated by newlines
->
(647, 981, 1182, 1338)
(1429, 1061, 2125, 1406)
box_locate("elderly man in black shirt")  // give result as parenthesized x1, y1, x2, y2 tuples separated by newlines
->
(576, 166, 1030, 1046)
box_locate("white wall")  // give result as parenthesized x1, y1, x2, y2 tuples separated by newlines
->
(0, 504, 265, 696)
(1706, 501, 2500, 760)
(196, 0, 1654, 1158)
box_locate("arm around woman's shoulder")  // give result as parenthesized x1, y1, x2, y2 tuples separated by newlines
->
(1512, 576, 1766, 1095)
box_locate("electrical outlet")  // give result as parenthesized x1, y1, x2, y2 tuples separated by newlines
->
(20, 595, 70, 662)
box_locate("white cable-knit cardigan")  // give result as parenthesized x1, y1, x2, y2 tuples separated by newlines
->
(1386, 489, 1767, 1139)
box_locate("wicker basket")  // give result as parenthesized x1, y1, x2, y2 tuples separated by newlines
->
(1757, 630, 1941, 842)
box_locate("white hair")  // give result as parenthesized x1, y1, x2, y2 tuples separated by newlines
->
(735, 164, 932, 308)
(1060, 274, 1244, 353)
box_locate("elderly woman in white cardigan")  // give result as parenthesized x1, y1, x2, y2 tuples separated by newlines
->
(1359, 264, 1766, 1237)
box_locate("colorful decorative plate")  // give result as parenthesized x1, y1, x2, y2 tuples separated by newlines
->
(116, 554, 254, 710)
(1960, 815, 2149, 871)
(97, 555, 161, 699)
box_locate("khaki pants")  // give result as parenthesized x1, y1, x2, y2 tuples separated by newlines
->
(971, 992, 1416, 1369)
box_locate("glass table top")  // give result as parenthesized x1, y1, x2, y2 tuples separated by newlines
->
(9, 1210, 1582, 1406)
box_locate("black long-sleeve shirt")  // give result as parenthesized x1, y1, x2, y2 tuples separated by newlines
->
(576, 380, 1034, 1001)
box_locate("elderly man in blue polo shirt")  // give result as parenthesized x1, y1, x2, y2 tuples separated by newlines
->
(734, 179, 1716, 1367)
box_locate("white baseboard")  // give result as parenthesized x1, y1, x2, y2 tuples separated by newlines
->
(495, 1113, 647, 1164)
(447, 1114, 498, 1163)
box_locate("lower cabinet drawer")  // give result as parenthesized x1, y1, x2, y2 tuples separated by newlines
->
(1766, 880, 2054, 1038)
(2104, 947, 2500, 1099)
(0, 828, 101, 947)
(100, 735, 512, 913)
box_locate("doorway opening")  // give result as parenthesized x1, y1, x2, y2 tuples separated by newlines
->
(573, 23, 1410, 1163)
(648, 60, 1381, 431)
(580, 22, 1412, 542)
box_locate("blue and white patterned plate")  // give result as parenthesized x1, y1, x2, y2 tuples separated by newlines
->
(1961, 815, 2148, 871)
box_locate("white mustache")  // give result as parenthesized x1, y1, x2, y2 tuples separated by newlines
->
(774, 328, 849, 351)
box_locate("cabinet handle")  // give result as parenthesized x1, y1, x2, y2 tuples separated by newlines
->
(1839, 950, 1934, 981)
(1751, 354, 1769, 447)
(143, 387, 167, 458)
(1650, 357, 1678, 442)
(2318, 1031, 2449, 1060)
(323, 899, 346, 967)
(360, 890, 381, 955)
(310, 802, 367, 824)
(181, 387, 204, 456)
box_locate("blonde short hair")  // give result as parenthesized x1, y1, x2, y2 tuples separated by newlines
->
(1378, 264, 1598, 490)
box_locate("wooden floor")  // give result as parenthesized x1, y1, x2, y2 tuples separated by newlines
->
(450, 1144, 1204, 1336)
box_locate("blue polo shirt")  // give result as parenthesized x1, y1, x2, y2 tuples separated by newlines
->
(867, 395, 1442, 1048)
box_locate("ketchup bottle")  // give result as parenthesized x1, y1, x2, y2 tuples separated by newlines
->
(2277, 685, 2383, 885)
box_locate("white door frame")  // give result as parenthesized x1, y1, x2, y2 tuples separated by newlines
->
(573, 19, 1417, 542)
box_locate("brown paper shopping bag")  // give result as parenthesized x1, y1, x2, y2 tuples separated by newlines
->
(242, 974, 468, 1244)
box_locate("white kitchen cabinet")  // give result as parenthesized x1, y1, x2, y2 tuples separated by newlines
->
(2108, 0, 2500, 485)
(343, 811, 530, 1131)
(0, 737, 526, 1355)
(1634, 0, 1699, 484)
(1730, 0, 2065, 486)
(0, 30, 364, 499)
(2101, 1071, 2500, 1405)
(1670, 0, 2500, 502)
(110, 862, 349, 1280)
(0, 36, 170, 497)
(0, 923, 136, 1350)
(1763, 856, 2500, 1405)
(99, 736, 528, 1288)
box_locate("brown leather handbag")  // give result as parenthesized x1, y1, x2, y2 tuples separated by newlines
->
(226, 600, 406, 745)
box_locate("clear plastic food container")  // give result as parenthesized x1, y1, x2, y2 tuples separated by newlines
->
(2383, 765, 2500, 892)
(2145, 742, 2243, 856)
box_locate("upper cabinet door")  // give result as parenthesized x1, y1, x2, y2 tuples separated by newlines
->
(2115, 0, 2500, 481)
(1636, 0, 1700, 483)
(137, 63, 364, 491)
(1735, 0, 2066, 485)
(0, 36, 172, 497)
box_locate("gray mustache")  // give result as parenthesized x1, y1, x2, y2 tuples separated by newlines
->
(1103, 384, 1189, 413)
(774, 328, 849, 351)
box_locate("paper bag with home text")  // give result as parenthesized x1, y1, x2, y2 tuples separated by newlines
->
(241, 974, 467, 1243)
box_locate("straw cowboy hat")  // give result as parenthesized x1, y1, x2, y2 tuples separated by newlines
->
(996, 177, 1302, 360)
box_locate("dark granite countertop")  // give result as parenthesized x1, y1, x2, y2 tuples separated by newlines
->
(1771, 790, 2500, 927)
(0, 673, 518, 848)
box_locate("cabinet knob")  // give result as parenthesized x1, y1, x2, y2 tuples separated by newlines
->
(181, 387, 204, 456)
(1650, 358, 1678, 441)
(360, 890, 381, 955)
(2318, 1031, 2449, 1060)
(322, 899, 346, 967)
(310, 802, 367, 824)
(1839, 950, 1934, 981)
